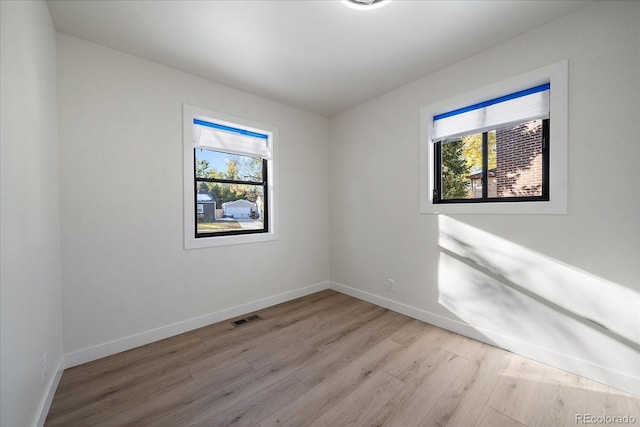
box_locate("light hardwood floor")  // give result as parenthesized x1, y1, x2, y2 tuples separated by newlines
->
(46, 290, 640, 426)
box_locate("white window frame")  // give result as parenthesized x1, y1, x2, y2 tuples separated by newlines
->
(183, 104, 278, 249)
(420, 60, 568, 215)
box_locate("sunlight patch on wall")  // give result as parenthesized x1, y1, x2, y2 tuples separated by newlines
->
(437, 215, 639, 390)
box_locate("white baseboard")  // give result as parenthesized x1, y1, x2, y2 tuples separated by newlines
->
(64, 281, 330, 368)
(60, 279, 638, 396)
(33, 356, 64, 427)
(329, 281, 640, 397)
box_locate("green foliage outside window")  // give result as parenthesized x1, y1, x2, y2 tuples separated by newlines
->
(196, 155, 263, 205)
(441, 132, 496, 199)
(441, 138, 470, 199)
(462, 132, 496, 172)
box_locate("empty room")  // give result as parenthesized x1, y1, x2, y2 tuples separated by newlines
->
(1, 0, 639, 426)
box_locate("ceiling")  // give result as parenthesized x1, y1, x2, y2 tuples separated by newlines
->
(46, 0, 592, 116)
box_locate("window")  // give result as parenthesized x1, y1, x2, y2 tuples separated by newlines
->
(433, 84, 550, 204)
(183, 104, 278, 249)
(419, 60, 568, 215)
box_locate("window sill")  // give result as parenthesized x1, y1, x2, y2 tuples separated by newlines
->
(423, 199, 566, 215)
(185, 230, 279, 249)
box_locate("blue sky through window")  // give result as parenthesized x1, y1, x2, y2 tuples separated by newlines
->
(195, 149, 231, 174)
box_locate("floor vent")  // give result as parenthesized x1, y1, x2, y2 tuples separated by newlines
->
(232, 314, 262, 327)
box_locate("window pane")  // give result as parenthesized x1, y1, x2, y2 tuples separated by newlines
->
(441, 135, 482, 200)
(196, 181, 265, 234)
(195, 149, 263, 182)
(495, 120, 543, 197)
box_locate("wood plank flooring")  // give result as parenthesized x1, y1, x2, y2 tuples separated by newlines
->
(45, 290, 640, 426)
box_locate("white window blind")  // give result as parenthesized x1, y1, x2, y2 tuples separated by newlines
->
(193, 117, 271, 159)
(432, 83, 550, 142)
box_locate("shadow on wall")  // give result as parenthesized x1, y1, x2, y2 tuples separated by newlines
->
(437, 215, 639, 392)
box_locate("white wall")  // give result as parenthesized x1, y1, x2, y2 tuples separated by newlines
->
(329, 1, 639, 395)
(0, 1, 64, 425)
(57, 34, 330, 356)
